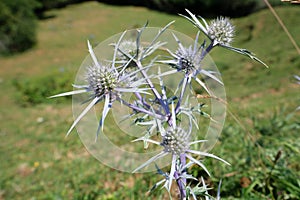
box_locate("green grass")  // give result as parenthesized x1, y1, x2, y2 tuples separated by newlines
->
(0, 2, 299, 199)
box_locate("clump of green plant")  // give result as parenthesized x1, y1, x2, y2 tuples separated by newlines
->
(204, 108, 300, 199)
(13, 72, 72, 106)
(50, 9, 266, 199)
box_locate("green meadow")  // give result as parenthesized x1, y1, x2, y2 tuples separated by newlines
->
(0, 2, 299, 199)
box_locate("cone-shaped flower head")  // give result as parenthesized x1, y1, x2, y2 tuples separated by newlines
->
(162, 127, 190, 155)
(207, 17, 235, 46)
(181, 9, 268, 67)
(117, 40, 137, 59)
(175, 45, 202, 74)
(87, 64, 118, 98)
(114, 40, 140, 73)
(49, 40, 150, 138)
(164, 33, 223, 94)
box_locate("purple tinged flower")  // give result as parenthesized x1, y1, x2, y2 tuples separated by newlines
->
(159, 32, 223, 97)
(172, 36, 202, 75)
(132, 103, 230, 192)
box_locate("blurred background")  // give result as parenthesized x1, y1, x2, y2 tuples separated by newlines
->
(0, 0, 299, 199)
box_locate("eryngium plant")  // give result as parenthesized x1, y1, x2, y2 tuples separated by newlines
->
(50, 10, 267, 199)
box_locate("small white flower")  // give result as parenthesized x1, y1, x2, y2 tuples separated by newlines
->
(36, 117, 44, 123)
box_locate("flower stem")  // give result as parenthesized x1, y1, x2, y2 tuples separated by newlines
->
(175, 76, 190, 115)
(135, 60, 170, 115)
(179, 154, 187, 199)
(117, 97, 165, 120)
(201, 42, 214, 59)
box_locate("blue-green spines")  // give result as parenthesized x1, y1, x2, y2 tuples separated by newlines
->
(48, 9, 271, 198)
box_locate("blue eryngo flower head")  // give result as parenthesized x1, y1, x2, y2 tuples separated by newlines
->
(165, 32, 204, 76)
(114, 40, 140, 75)
(173, 42, 202, 74)
(132, 122, 230, 191)
(181, 9, 268, 67)
(162, 127, 190, 155)
(162, 33, 223, 95)
(87, 64, 118, 98)
(117, 40, 137, 59)
(49, 40, 148, 138)
(207, 17, 235, 46)
(180, 10, 234, 47)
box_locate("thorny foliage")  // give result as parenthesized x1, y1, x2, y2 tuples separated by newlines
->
(50, 9, 267, 199)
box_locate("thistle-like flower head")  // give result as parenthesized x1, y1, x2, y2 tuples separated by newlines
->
(164, 32, 206, 77)
(162, 32, 223, 96)
(87, 64, 118, 98)
(181, 9, 268, 67)
(49, 40, 149, 138)
(174, 44, 202, 74)
(117, 40, 137, 59)
(162, 127, 190, 155)
(207, 17, 235, 46)
(114, 40, 140, 76)
(133, 122, 230, 192)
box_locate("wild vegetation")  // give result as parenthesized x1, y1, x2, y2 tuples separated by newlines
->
(0, 1, 299, 199)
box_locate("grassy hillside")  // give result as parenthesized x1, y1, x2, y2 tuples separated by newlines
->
(0, 1, 299, 199)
